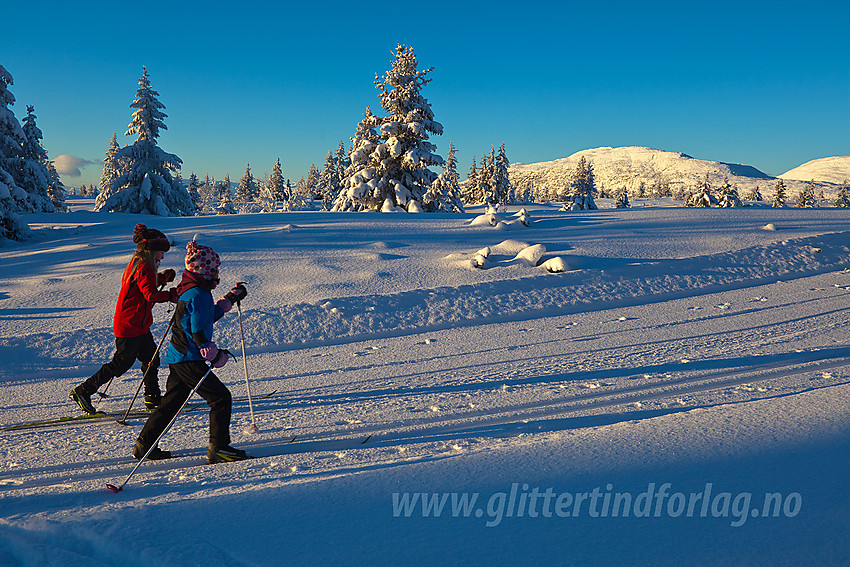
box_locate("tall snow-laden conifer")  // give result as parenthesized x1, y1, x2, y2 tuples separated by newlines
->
(0, 65, 34, 240)
(268, 157, 287, 201)
(795, 180, 817, 208)
(18, 105, 55, 212)
(478, 148, 495, 205)
(334, 141, 349, 184)
(45, 159, 67, 212)
(615, 186, 631, 208)
(567, 156, 598, 210)
(186, 172, 202, 210)
(319, 151, 341, 210)
(335, 44, 444, 212)
(462, 156, 480, 204)
(494, 143, 514, 205)
(772, 179, 787, 207)
(717, 176, 742, 207)
(834, 182, 850, 207)
(235, 163, 257, 203)
(100, 133, 122, 199)
(333, 108, 379, 212)
(95, 67, 194, 216)
(423, 141, 464, 212)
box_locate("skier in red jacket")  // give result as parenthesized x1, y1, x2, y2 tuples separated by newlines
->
(70, 224, 178, 414)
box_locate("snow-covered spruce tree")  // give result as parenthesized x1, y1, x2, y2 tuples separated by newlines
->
(747, 185, 763, 202)
(257, 177, 277, 212)
(216, 174, 235, 214)
(686, 174, 718, 207)
(318, 151, 341, 211)
(268, 157, 287, 202)
(334, 140, 349, 185)
(717, 176, 742, 207)
(95, 67, 194, 216)
(186, 172, 202, 211)
(45, 160, 67, 212)
(615, 186, 630, 208)
(566, 156, 597, 210)
(99, 133, 122, 199)
(21, 104, 67, 212)
(772, 179, 787, 207)
(334, 44, 444, 212)
(795, 180, 817, 208)
(835, 181, 850, 207)
(0, 65, 33, 241)
(334, 107, 379, 211)
(302, 164, 321, 200)
(235, 162, 257, 207)
(494, 142, 514, 205)
(461, 156, 480, 204)
(477, 148, 496, 206)
(423, 141, 464, 212)
(19, 105, 56, 212)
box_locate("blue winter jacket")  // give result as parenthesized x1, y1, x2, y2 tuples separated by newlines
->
(163, 285, 226, 364)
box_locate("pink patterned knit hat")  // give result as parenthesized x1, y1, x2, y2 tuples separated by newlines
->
(184, 240, 220, 279)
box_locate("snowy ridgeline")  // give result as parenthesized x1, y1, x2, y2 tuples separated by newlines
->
(509, 146, 849, 202)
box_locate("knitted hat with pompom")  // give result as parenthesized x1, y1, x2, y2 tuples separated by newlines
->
(133, 223, 170, 252)
(184, 240, 220, 279)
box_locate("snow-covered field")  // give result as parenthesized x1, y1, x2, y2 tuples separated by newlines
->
(2, 197, 849, 566)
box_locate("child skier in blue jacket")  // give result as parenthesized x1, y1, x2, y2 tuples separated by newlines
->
(134, 238, 249, 464)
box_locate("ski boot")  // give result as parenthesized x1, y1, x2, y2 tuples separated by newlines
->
(133, 441, 173, 461)
(144, 393, 162, 411)
(207, 444, 250, 464)
(70, 387, 97, 415)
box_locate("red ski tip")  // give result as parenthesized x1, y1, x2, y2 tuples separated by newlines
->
(106, 484, 123, 493)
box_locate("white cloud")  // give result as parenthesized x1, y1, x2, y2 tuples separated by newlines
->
(52, 154, 97, 177)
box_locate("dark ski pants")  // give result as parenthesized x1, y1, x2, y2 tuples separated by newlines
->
(78, 333, 160, 397)
(136, 360, 232, 450)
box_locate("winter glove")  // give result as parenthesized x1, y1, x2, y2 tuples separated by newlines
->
(225, 283, 247, 304)
(157, 269, 176, 287)
(200, 342, 229, 369)
(168, 288, 179, 303)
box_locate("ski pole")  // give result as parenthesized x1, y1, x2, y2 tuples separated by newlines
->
(116, 314, 175, 425)
(236, 298, 257, 434)
(107, 365, 214, 494)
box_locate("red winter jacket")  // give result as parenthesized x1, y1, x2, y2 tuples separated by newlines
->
(113, 258, 171, 338)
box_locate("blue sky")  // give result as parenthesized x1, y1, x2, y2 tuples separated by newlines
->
(3, 0, 848, 188)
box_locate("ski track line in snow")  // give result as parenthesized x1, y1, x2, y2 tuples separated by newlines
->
(269, 292, 850, 398)
(3, 348, 849, 491)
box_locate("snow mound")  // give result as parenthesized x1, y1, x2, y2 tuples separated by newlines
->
(541, 256, 567, 273)
(513, 244, 546, 267)
(468, 209, 531, 230)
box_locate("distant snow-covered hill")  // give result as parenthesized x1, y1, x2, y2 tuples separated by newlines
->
(509, 146, 844, 200)
(780, 156, 850, 185)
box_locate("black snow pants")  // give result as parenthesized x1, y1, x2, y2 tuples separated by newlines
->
(78, 333, 160, 397)
(136, 360, 232, 450)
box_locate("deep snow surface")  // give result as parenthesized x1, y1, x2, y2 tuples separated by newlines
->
(1, 198, 849, 566)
